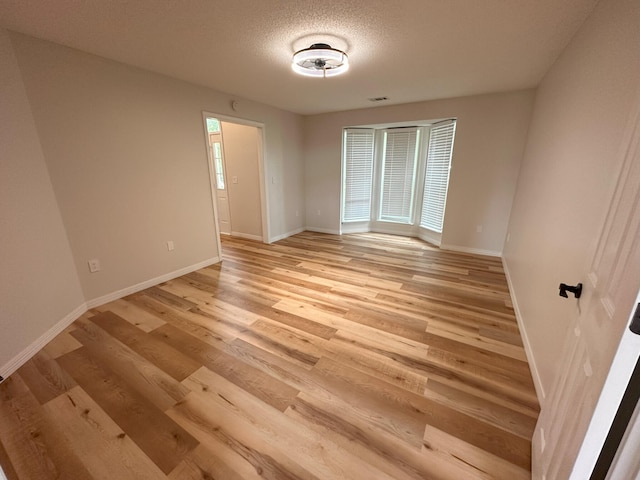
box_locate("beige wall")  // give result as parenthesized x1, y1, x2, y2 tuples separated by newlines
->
(0, 30, 84, 372)
(271, 111, 306, 239)
(303, 90, 535, 255)
(221, 122, 262, 239)
(503, 0, 640, 401)
(10, 32, 306, 302)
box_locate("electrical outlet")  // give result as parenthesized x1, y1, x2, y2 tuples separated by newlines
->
(317, 209, 321, 216)
(271, 176, 276, 184)
(295, 210, 300, 217)
(88, 259, 101, 273)
(476, 225, 483, 233)
(232, 176, 238, 184)
(167, 241, 174, 251)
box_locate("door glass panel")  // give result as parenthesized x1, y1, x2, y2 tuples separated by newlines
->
(213, 142, 225, 189)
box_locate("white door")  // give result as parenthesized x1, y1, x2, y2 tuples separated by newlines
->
(209, 133, 231, 235)
(535, 98, 640, 479)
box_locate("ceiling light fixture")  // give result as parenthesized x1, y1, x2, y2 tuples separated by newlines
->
(292, 43, 349, 78)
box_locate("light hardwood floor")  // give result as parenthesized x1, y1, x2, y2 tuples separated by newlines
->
(0, 232, 539, 479)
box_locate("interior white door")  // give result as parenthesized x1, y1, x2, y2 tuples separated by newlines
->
(209, 135, 231, 235)
(535, 97, 640, 479)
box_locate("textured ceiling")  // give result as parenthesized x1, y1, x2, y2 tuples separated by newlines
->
(0, 0, 599, 115)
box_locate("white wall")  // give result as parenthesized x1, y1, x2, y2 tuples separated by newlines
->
(0, 29, 84, 373)
(271, 111, 306, 239)
(10, 32, 306, 303)
(221, 122, 263, 239)
(503, 0, 640, 401)
(303, 90, 534, 255)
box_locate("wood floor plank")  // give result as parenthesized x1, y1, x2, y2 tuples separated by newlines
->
(89, 310, 201, 381)
(57, 348, 199, 474)
(149, 322, 224, 370)
(145, 285, 199, 311)
(323, 338, 430, 395)
(149, 322, 300, 412)
(426, 322, 528, 361)
(42, 330, 82, 359)
(343, 307, 430, 343)
(71, 318, 191, 411)
(309, 357, 431, 449)
(223, 338, 332, 397)
(311, 356, 532, 469)
(287, 391, 474, 480)
(169, 390, 317, 480)
(239, 319, 325, 369)
(423, 424, 531, 480)
(44, 386, 166, 480)
(168, 444, 249, 480)
(0, 232, 538, 479)
(0, 436, 19, 480)
(182, 278, 338, 340)
(207, 350, 300, 413)
(423, 379, 536, 440)
(175, 366, 398, 480)
(16, 349, 76, 405)
(128, 293, 241, 346)
(0, 375, 93, 480)
(94, 298, 166, 332)
(284, 395, 431, 480)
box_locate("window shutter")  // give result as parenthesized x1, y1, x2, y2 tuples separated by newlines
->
(380, 129, 419, 223)
(342, 129, 375, 222)
(421, 121, 456, 232)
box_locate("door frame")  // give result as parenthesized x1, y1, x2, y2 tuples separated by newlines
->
(201, 111, 270, 255)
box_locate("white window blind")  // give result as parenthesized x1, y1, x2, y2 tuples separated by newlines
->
(342, 129, 375, 222)
(379, 129, 419, 223)
(420, 121, 456, 232)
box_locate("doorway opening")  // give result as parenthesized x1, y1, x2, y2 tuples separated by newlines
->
(202, 112, 269, 257)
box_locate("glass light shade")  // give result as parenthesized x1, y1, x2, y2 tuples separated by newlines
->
(291, 44, 349, 78)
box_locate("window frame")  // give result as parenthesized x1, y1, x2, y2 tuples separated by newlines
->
(340, 119, 456, 242)
(419, 120, 456, 233)
(377, 128, 421, 224)
(341, 128, 376, 223)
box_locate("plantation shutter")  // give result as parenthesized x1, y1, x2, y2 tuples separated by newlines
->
(420, 121, 456, 232)
(342, 129, 375, 222)
(380, 128, 419, 223)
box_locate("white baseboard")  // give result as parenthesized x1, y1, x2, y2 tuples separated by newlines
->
(0, 256, 221, 381)
(418, 230, 441, 247)
(440, 243, 502, 258)
(502, 256, 546, 405)
(370, 225, 415, 236)
(86, 256, 220, 309)
(0, 303, 88, 380)
(305, 227, 341, 235)
(230, 231, 263, 241)
(341, 222, 371, 234)
(269, 227, 305, 243)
